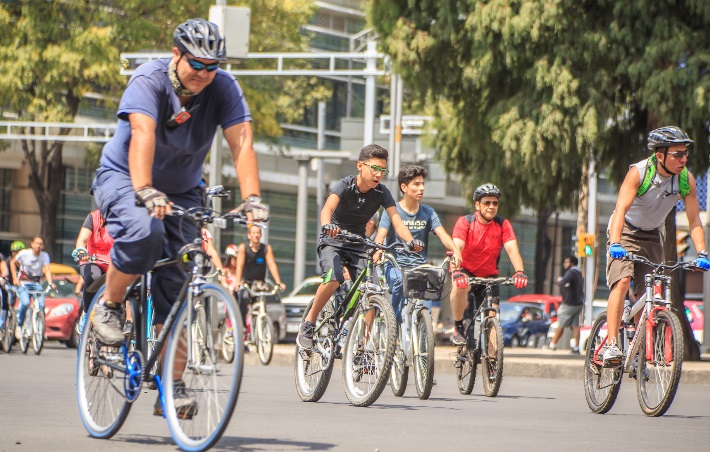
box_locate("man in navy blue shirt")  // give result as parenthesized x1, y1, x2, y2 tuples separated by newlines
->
(375, 165, 461, 323)
(91, 19, 265, 353)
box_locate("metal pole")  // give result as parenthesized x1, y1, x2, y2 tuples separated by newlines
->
(392, 74, 403, 181)
(584, 158, 598, 325)
(315, 102, 326, 274)
(294, 159, 309, 285)
(208, 129, 223, 253)
(388, 74, 398, 180)
(363, 41, 377, 147)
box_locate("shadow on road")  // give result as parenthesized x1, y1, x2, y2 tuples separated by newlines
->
(114, 434, 336, 450)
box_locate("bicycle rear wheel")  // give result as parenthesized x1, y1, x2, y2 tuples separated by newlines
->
(413, 308, 435, 400)
(32, 310, 45, 355)
(390, 337, 409, 397)
(637, 309, 684, 417)
(294, 298, 335, 402)
(584, 311, 622, 414)
(76, 290, 132, 439)
(481, 316, 504, 397)
(342, 294, 397, 407)
(2, 308, 15, 353)
(19, 314, 29, 354)
(256, 314, 274, 365)
(456, 345, 476, 395)
(163, 283, 244, 452)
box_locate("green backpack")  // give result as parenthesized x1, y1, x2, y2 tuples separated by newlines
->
(637, 155, 690, 198)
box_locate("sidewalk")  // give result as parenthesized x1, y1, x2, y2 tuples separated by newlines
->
(245, 344, 710, 386)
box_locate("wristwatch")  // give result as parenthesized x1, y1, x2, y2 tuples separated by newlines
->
(243, 195, 261, 204)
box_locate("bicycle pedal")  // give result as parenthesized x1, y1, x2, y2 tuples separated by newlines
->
(602, 358, 622, 368)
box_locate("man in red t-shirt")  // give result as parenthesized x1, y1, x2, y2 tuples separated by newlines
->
(449, 184, 528, 344)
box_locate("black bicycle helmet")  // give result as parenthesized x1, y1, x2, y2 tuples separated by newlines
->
(473, 183, 501, 202)
(647, 126, 693, 151)
(173, 18, 227, 61)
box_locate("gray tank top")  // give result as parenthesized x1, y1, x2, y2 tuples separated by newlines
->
(623, 158, 680, 230)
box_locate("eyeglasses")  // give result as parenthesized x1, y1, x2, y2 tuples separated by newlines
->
(362, 162, 390, 176)
(667, 150, 689, 159)
(183, 54, 220, 72)
(481, 200, 499, 206)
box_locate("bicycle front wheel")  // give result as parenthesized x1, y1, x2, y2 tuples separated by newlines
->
(583, 311, 622, 414)
(256, 314, 274, 366)
(637, 309, 684, 417)
(163, 283, 244, 452)
(2, 308, 15, 353)
(76, 290, 132, 439)
(32, 310, 45, 355)
(342, 294, 397, 407)
(390, 337, 409, 397)
(481, 316, 504, 397)
(413, 308, 435, 400)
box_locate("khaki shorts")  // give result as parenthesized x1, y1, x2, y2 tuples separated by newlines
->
(606, 221, 663, 297)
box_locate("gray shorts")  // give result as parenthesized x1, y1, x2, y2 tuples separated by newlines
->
(606, 221, 663, 297)
(557, 304, 583, 328)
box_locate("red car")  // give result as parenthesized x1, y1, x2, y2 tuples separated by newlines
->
(506, 294, 562, 322)
(43, 275, 81, 348)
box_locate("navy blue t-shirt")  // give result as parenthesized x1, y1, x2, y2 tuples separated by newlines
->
(98, 59, 251, 194)
(330, 175, 396, 237)
(380, 203, 442, 267)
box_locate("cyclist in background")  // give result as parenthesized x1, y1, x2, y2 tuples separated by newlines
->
(375, 164, 461, 323)
(10, 236, 54, 341)
(603, 126, 710, 366)
(449, 184, 528, 345)
(234, 224, 286, 328)
(1, 241, 25, 340)
(0, 249, 10, 343)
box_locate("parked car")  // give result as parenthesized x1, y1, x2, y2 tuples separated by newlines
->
(282, 276, 322, 340)
(684, 300, 704, 345)
(500, 302, 551, 347)
(506, 294, 561, 322)
(42, 275, 81, 348)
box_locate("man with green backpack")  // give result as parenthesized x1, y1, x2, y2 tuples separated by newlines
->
(603, 126, 710, 366)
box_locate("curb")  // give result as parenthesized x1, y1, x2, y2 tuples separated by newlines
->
(244, 344, 710, 386)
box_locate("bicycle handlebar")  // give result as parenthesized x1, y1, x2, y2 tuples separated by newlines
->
(466, 276, 514, 287)
(240, 283, 282, 297)
(624, 253, 699, 273)
(331, 230, 421, 256)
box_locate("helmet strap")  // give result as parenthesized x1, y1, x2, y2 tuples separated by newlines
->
(169, 56, 198, 97)
(656, 150, 678, 176)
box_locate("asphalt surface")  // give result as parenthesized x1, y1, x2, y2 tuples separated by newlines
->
(2, 342, 710, 451)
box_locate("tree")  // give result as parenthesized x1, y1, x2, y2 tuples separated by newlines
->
(369, 0, 710, 357)
(0, 0, 322, 256)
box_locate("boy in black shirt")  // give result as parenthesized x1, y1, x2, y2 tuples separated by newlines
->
(297, 144, 423, 349)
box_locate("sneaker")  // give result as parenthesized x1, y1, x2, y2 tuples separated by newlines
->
(451, 328, 466, 345)
(570, 347, 580, 355)
(602, 339, 623, 367)
(122, 320, 133, 337)
(153, 380, 198, 420)
(546, 342, 557, 351)
(296, 321, 315, 350)
(90, 301, 125, 345)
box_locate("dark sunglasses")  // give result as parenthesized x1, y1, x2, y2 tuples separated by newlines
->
(481, 200, 499, 206)
(184, 54, 220, 72)
(667, 150, 689, 159)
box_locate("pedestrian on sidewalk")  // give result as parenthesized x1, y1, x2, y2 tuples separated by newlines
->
(549, 255, 584, 353)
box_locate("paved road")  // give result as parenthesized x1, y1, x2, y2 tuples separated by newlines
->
(2, 343, 709, 451)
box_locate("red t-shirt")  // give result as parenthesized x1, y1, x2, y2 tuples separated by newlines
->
(452, 213, 516, 277)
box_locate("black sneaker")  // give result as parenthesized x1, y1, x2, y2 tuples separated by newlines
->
(122, 320, 133, 337)
(154, 380, 198, 420)
(451, 328, 466, 345)
(90, 301, 125, 345)
(297, 321, 315, 350)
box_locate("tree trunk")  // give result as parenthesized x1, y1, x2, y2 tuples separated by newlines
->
(664, 209, 700, 360)
(534, 205, 556, 293)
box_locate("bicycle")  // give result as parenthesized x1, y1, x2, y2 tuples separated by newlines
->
(584, 253, 695, 417)
(294, 231, 404, 407)
(76, 185, 249, 451)
(385, 255, 449, 400)
(1, 277, 17, 353)
(15, 281, 46, 355)
(240, 282, 281, 365)
(452, 276, 513, 397)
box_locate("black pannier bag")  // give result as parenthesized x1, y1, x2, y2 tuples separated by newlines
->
(402, 266, 447, 301)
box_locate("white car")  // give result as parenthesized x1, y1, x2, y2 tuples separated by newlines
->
(282, 276, 323, 339)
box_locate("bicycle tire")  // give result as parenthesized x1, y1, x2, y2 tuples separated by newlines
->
(76, 290, 132, 439)
(390, 338, 409, 397)
(19, 313, 29, 354)
(163, 283, 244, 452)
(2, 308, 15, 353)
(294, 298, 335, 402)
(481, 316, 504, 397)
(583, 311, 622, 414)
(456, 345, 476, 395)
(146, 322, 162, 389)
(413, 308, 435, 400)
(220, 320, 236, 364)
(636, 309, 684, 417)
(342, 294, 397, 407)
(32, 310, 45, 355)
(256, 314, 275, 366)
